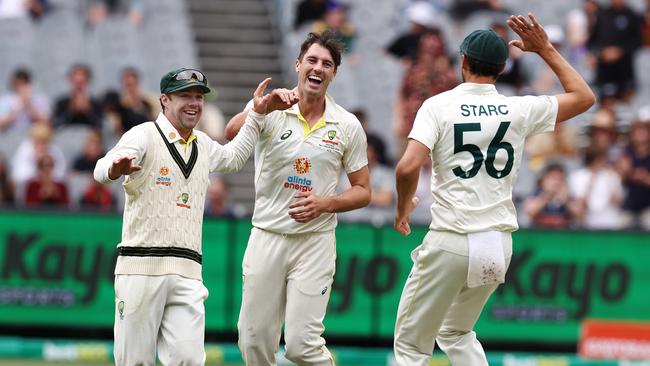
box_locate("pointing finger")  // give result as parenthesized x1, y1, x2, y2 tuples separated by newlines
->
(254, 77, 272, 98)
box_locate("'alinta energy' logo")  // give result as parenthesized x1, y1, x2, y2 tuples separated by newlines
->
(285, 157, 313, 192)
(156, 166, 172, 186)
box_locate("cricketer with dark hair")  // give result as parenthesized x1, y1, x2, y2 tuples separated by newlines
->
(225, 30, 371, 365)
(392, 13, 595, 365)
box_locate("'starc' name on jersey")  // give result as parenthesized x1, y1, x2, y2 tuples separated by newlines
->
(460, 104, 509, 117)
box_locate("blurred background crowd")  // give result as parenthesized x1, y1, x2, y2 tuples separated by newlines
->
(0, 0, 649, 232)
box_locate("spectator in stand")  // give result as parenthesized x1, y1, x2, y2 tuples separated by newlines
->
(72, 128, 105, 173)
(53, 64, 103, 129)
(204, 175, 235, 217)
(395, 28, 458, 153)
(492, 22, 528, 94)
(0, 155, 15, 207)
(80, 180, 114, 211)
(71, 128, 114, 211)
(294, 0, 326, 30)
(532, 24, 567, 95)
(25, 154, 69, 208)
(11, 122, 66, 185)
(87, 0, 144, 26)
(118, 67, 157, 131)
(0, 68, 50, 134)
(524, 164, 578, 229)
(587, 108, 620, 161)
(587, 0, 643, 104)
(616, 114, 650, 229)
(386, 1, 439, 66)
(312, 1, 355, 54)
(569, 147, 625, 230)
(566, 0, 599, 63)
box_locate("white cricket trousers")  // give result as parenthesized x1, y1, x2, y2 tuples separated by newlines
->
(114, 274, 209, 366)
(394, 230, 512, 366)
(238, 227, 336, 366)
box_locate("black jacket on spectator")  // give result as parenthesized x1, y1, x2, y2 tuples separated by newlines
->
(53, 96, 103, 128)
(587, 5, 643, 97)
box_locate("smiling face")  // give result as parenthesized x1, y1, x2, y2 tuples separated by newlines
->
(295, 43, 337, 100)
(161, 87, 204, 138)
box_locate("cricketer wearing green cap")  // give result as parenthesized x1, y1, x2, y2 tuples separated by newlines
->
(392, 12, 595, 366)
(160, 68, 211, 94)
(93, 66, 265, 365)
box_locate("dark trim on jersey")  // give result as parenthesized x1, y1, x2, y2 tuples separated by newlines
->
(153, 122, 198, 179)
(118, 246, 202, 264)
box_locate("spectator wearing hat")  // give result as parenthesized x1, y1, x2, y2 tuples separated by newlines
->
(587, 108, 621, 162)
(93, 67, 264, 366)
(386, 1, 440, 66)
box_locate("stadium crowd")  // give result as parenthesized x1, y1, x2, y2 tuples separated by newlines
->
(0, 0, 649, 231)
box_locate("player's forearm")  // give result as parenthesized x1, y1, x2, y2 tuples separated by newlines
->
(94, 155, 118, 183)
(224, 110, 248, 141)
(327, 184, 371, 213)
(539, 45, 595, 122)
(395, 163, 419, 216)
(216, 111, 264, 173)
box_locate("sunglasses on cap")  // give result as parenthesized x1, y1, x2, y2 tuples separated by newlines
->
(162, 69, 207, 90)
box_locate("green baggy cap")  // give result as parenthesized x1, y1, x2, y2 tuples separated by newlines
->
(160, 68, 211, 94)
(460, 29, 509, 65)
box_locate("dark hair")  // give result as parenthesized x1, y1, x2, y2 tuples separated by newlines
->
(464, 54, 502, 79)
(12, 68, 31, 83)
(298, 30, 344, 69)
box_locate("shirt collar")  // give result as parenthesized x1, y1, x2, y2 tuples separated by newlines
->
(284, 93, 340, 124)
(455, 82, 499, 95)
(155, 113, 197, 145)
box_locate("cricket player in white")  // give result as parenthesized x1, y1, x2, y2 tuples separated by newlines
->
(94, 68, 265, 366)
(392, 13, 595, 365)
(225, 31, 371, 365)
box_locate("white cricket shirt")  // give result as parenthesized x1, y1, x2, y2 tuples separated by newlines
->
(246, 94, 368, 234)
(409, 83, 558, 233)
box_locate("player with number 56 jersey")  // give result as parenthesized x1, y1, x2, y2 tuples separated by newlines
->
(411, 86, 557, 233)
(392, 12, 595, 366)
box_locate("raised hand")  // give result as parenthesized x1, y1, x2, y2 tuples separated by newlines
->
(252, 77, 299, 115)
(507, 13, 551, 53)
(108, 155, 141, 180)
